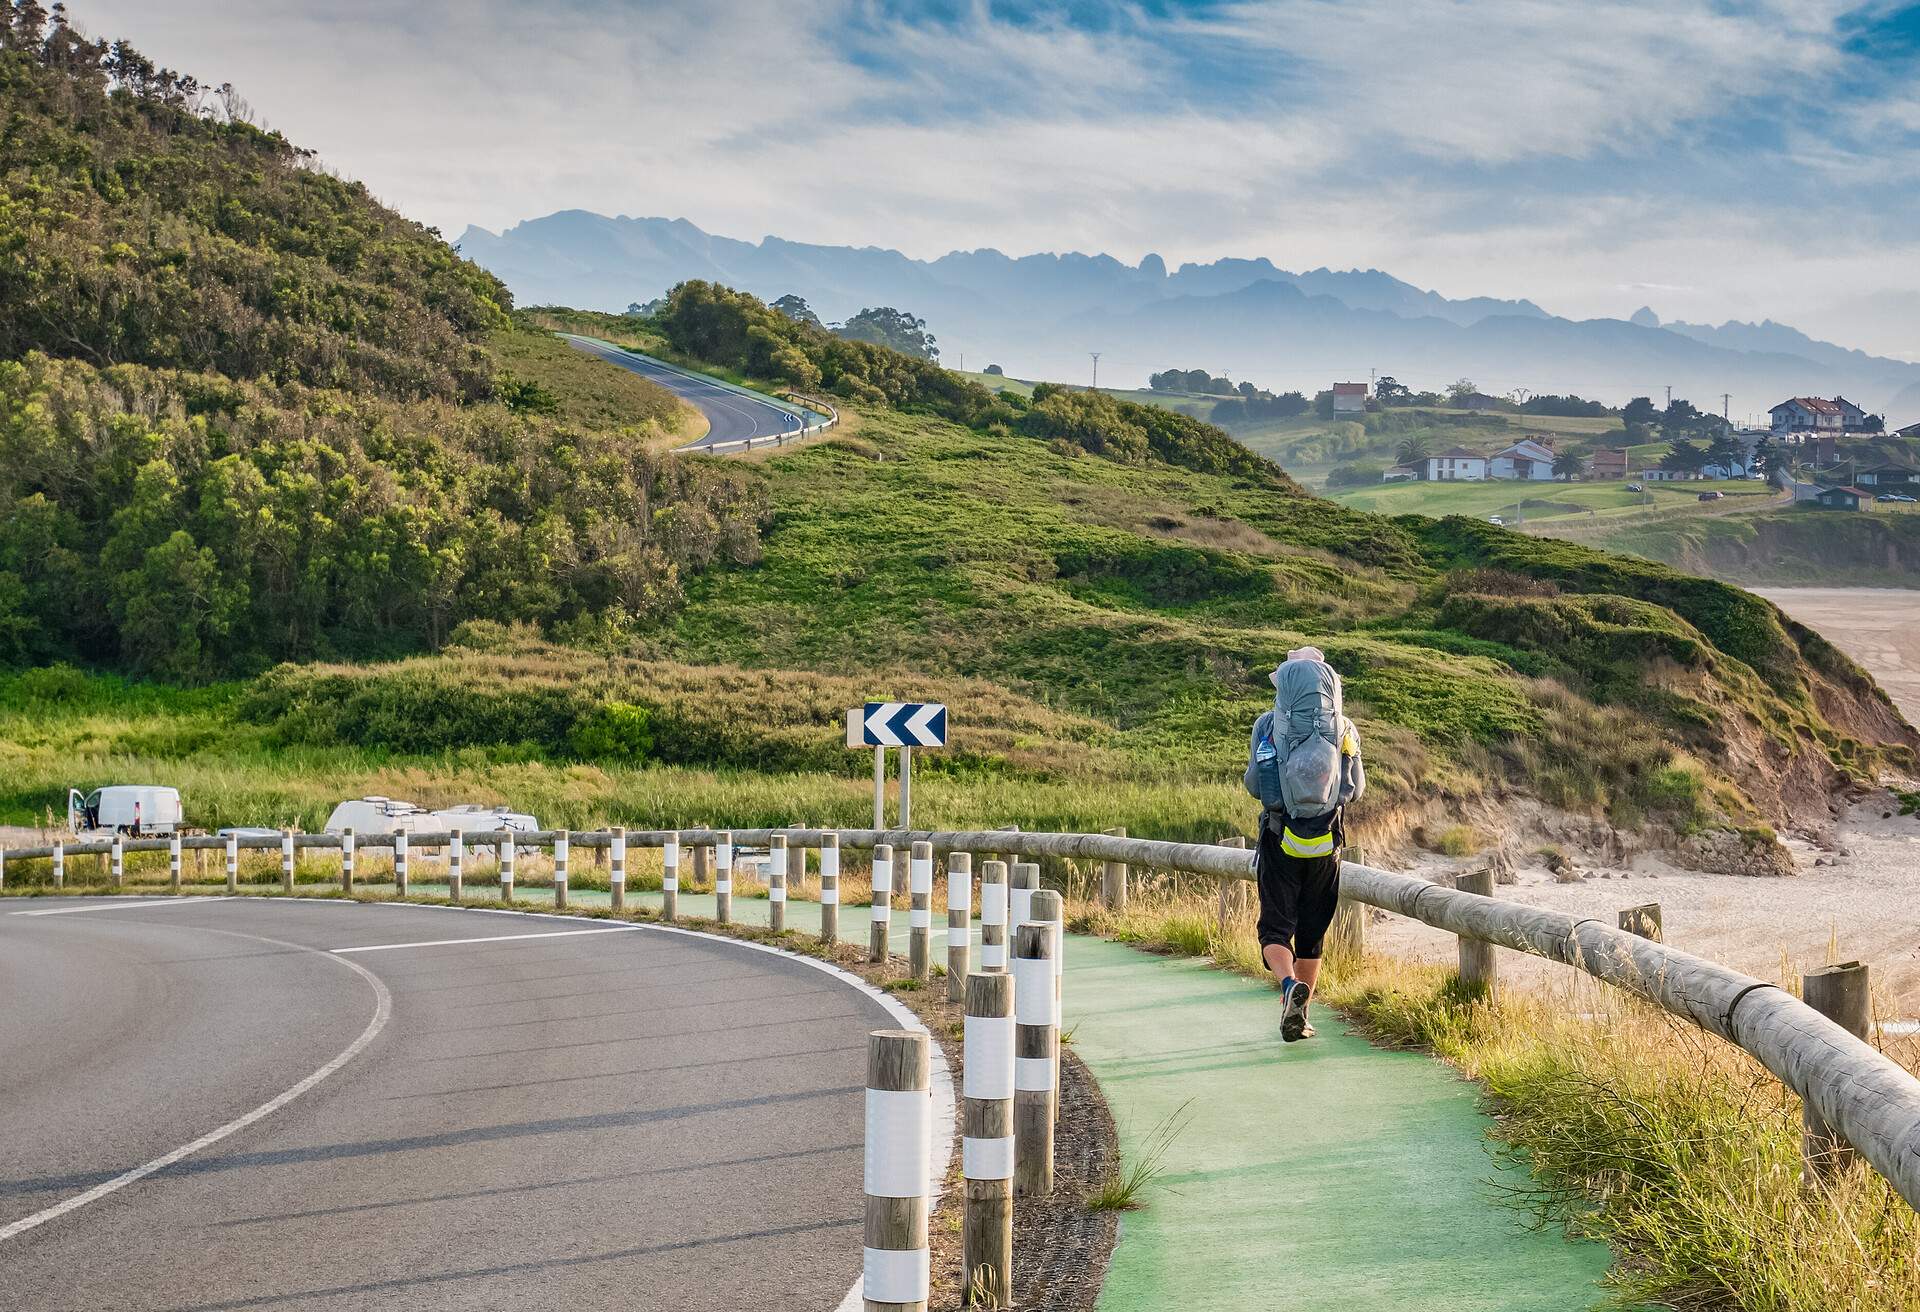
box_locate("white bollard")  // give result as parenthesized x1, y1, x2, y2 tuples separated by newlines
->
(1010, 863, 1038, 934)
(168, 833, 181, 895)
(610, 827, 627, 914)
(1035, 888, 1066, 1124)
(909, 841, 933, 980)
(394, 830, 409, 896)
(819, 832, 840, 944)
(946, 853, 972, 1003)
(554, 830, 570, 909)
(1012, 920, 1057, 1198)
(962, 970, 1015, 1303)
(980, 860, 1008, 971)
(499, 831, 515, 902)
(341, 827, 355, 893)
(715, 832, 734, 924)
(52, 840, 63, 890)
(281, 829, 295, 894)
(223, 832, 236, 894)
(661, 830, 679, 922)
(870, 844, 894, 963)
(864, 1029, 933, 1312)
(768, 834, 788, 932)
(1, 845, 7, 892)
(449, 829, 464, 903)
(110, 833, 123, 889)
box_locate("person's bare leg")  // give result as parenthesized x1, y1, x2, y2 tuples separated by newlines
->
(1295, 956, 1322, 998)
(1263, 943, 1295, 982)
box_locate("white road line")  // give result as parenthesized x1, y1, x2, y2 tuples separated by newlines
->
(330, 925, 647, 954)
(12, 896, 235, 917)
(0, 932, 392, 1244)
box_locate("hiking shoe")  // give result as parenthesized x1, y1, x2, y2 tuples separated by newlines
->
(1280, 980, 1312, 1043)
(1301, 1020, 1317, 1039)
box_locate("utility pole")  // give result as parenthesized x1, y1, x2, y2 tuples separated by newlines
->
(1090, 352, 1101, 391)
(1721, 393, 1732, 423)
(1665, 384, 1673, 408)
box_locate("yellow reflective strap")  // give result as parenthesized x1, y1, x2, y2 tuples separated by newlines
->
(1281, 827, 1335, 858)
(1341, 729, 1357, 755)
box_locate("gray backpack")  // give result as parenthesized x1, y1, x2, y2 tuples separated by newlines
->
(1268, 658, 1344, 820)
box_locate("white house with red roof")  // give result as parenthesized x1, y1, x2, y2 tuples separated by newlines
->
(1421, 447, 1488, 481)
(1331, 381, 1369, 413)
(1770, 396, 1869, 437)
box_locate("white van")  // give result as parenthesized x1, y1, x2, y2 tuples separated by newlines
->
(68, 785, 183, 836)
(429, 803, 540, 834)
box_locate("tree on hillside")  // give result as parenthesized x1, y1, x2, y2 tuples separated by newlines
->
(1661, 439, 1709, 475)
(1552, 450, 1587, 481)
(1706, 432, 1746, 474)
(1375, 376, 1414, 406)
(1395, 435, 1432, 465)
(772, 294, 821, 327)
(836, 306, 938, 360)
(1751, 435, 1787, 480)
(983, 364, 1004, 376)
(1622, 396, 1660, 427)
(1446, 378, 1480, 403)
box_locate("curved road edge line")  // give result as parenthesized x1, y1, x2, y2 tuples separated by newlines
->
(326, 899, 953, 1312)
(0, 927, 394, 1244)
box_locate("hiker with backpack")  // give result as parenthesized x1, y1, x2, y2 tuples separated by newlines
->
(1244, 646, 1365, 1042)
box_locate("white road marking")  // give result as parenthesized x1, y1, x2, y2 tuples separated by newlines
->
(12, 896, 235, 917)
(0, 933, 392, 1244)
(330, 925, 647, 954)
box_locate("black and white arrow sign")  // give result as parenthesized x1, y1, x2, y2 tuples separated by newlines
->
(858, 702, 948, 748)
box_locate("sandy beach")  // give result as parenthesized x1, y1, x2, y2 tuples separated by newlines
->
(1379, 586, 1920, 1014)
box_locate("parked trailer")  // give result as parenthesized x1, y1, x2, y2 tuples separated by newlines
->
(67, 786, 182, 836)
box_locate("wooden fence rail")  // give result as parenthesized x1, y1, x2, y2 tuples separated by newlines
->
(8, 822, 1920, 1212)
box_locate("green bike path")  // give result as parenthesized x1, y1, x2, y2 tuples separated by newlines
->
(1063, 936, 1609, 1311)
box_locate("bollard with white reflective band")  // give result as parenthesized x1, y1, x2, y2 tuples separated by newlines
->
(553, 830, 570, 910)
(168, 833, 181, 895)
(498, 831, 514, 902)
(909, 841, 933, 980)
(393, 831, 409, 896)
(962, 970, 1014, 1306)
(280, 829, 295, 893)
(448, 829, 464, 903)
(610, 827, 627, 914)
(341, 828, 355, 893)
(869, 844, 894, 963)
(1, 846, 7, 892)
(768, 834, 788, 931)
(819, 832, 840, 944)
(110, 833, 123, 889)
(1033, 889, 1066, 1124)
(947, 853, 973, 1002)
(1012, 920, 1056, 1198)
(979, 860, 1008, 970)
(661, 831, 679, 921)
(52, 840, 63, 890)
(1009, 863, 1038, 936)
(223, 833, 235, 894)
(714, 832, 733, 924)
(864, 1029, 932, 1312)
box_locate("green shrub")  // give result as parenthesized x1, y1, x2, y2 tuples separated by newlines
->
(566, 702, 655, 763)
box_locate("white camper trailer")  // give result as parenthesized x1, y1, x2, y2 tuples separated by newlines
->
(321, 797, 540, 836)
(68, 785, 182, 836)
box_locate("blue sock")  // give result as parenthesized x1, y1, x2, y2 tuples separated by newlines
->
(1281, 974, 1295, 995)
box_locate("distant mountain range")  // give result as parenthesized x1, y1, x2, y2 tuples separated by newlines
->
(455, 212, 1920, 424)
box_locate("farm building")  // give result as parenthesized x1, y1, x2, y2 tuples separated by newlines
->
(1813, 486, 1875, 512)
(1859, 465, 1918, 488)
(1589, 449, 1629, 480)
(1331, 382, 1368, 413)
(1490, 438, 1556, 480)
(1422, 448, 1488, 481)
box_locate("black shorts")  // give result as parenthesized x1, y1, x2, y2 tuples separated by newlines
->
(1255, 810, 1342, 960)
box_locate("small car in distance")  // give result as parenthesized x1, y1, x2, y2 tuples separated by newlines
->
(1697, 491, 1724, 502)
(1626, 482, 1644, 492)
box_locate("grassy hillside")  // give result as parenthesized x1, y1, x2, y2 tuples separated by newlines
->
(1588, 506, 1920, 586)
(1335, 476, 1772, 524)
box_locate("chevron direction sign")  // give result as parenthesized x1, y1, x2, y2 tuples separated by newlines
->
(851, 702, 948, 749)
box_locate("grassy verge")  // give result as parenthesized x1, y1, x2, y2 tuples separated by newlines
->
(1070, 885, 1920, 1310)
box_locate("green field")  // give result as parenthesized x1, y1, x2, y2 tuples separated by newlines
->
(1333, 476, 1773, 524)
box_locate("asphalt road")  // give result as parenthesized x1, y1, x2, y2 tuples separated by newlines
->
(563, 336, 811, 450)
(0, 898, 889, 1310)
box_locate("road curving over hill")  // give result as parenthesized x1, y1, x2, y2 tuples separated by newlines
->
(0, 897, 893, 1311)
(562, 334, 820, 452)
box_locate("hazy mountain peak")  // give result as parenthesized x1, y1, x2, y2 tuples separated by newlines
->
(1630, 306, 1661, 327)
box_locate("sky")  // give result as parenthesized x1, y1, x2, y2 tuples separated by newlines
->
(78, 0, 1920, 361)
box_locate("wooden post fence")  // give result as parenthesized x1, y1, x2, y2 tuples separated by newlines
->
(870, 843, 893, 963)
(1804, 961, 1872, 1178)
(694, 841, 710, 894)
(1456, 866, 1497, 997)
(661, 830, 678, 921)
(1012, 920, 1056, 1198)
(947, 853, 972, 1003)
(979, 860, 1008, 971)
(1216, 835, 1248, 937)
(909, 841, 933, 981)
(222, 833, 234, 894)
(1009, 863, 1037, 935)
(714, 832, 732, 924)
(864, 1029, 932, 1312)
(448, 829, 464, 903)
(52, 840, 62, 890)
(768, 833, 788, 932)
(1102, 826, 1127, 913)
(168, 833, 181, 895)
(609, 827, 627, 914)
(553, 830, 569, 910)
(1619, 902, 1663, 942)
(1328, 845, 1367, 969)
(341, 827, 355, 894)
(280, 829, 295, 894)
(818, 832, 839, 944)
(110, 833, 123, 890)
(1032, 888, 1066, 1121)
(499, 831, 515, 902)
(962, 971, 1014, 1307)
(393, 831, 408, 897)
